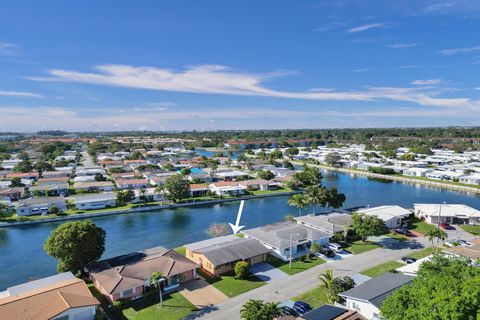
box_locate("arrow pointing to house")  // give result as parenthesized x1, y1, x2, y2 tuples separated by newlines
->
(229, 200, 246, 235)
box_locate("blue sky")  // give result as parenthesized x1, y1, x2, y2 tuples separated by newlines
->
(1, 0, 480, 131)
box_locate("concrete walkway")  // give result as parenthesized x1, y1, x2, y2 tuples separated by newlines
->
(180, 278, 228, 308)
(248, 262, 289, 282)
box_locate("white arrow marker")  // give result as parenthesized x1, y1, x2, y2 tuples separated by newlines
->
(229, 200, 246, 235)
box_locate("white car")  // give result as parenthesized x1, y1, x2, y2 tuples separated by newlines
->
(328, 243, 342, 253)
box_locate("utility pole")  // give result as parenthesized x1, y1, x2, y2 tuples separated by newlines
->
(289, 233, 293, 269)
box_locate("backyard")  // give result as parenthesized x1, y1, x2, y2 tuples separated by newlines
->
(267, 254, 326, 276)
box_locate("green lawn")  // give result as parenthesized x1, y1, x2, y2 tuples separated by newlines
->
(409, 218, 437, 235)
(173, 246, 186, 256)
(249, 187, 292, 195)
(200, 271, 266, 297)
(361, 261, 405, 278)
(385, 232, 407, 242)
(460, 225, 480, 236)
(108, 292, 197, 320)
(267, 255, 326, 276)
(343, 241, 380, 254)
(409, 247, 434, 260)
(293, 285, 330, 308)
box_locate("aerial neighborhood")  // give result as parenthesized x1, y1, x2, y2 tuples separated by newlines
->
(1, 130, 480, 320)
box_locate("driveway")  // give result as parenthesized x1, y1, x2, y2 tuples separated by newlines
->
(248, 262, 289, 282)
(321, 250, 353, 262)
(180, 278, 228, 308)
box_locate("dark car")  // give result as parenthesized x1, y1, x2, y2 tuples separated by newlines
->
(320, 247, 336, 258)
(394, 227, 413, 237)
(401, 256, 417, 264)
(293, 301, 312, 314)
(281, 306, 298, 317)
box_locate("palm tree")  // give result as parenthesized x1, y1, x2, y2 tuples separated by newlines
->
(318, 269, 334, 290)
(435, 228, 448, 253)
(240, 299, 281, 320)
(288, 194, 307, 216)
(426, 228, 437, 253)
(305, 186, 324, 214)
(148, 271, 164, 307)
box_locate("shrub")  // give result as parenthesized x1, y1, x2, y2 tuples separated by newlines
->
(234, 261, 250, 279)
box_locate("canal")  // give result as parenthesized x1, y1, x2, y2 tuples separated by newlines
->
(1, 170, 480, 289)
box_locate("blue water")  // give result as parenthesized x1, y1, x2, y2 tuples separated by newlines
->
(194, 148, 241, 160)
(1, 170, 479, 289)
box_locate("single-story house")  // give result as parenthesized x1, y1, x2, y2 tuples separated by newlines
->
(16, 197, 66, 216)
(115, 178, 148, 190)
(356, 205, 412, 228)
(339, 273, 414, 320)
(74, 181, 114, 192)
(88, 246, 198, 303)
(184, 235, 270, 276)
(0, 187, 24, 201)
(214, 170, 250, 181)
(414, 203, 480, 225)
(36, 176, 70, 186)
(75, 167, 106, 177)
(295, 213, 353, 234)
(41, 170, 71, 178)
(5, 172, 39, 180)
(209, 181, 246, 196)
(73, 192, 117, 210)
(187, 171, 212, 182)
(296, 304, 366, 320)
(237, 178, 278, 191)
(272, 175, 294, 187)
(30, 183, 69, 197)
(0, 180, 11, 189)
(190, 183, 209, 197)
(459, 175, 480, 185)
(0, 272, 99, 320)
(403, 168, 433, 177)
(133, 188, 165, 202)
(74, 175, 97, 182)
(356, 162, 383, 171)
(243, 221, 330, 261)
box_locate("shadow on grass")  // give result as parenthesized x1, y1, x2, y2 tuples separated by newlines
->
(184, 304, 220, 320)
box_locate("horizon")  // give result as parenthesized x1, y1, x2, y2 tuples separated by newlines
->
(1, 1, 480, 131)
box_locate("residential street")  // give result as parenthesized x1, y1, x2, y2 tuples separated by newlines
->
(187, 231, 470, 320)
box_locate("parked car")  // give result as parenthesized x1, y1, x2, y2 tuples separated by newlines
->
(444, 240, 458, 247)
(293, 301, 312, 314)
(328, 243, 342, 253)
(439, 223, 453, 230)
(458, 239, 473, 247)
(401, 256, 417, 264)
(320, 246, 336, 258)
(281, 306, 298, 317)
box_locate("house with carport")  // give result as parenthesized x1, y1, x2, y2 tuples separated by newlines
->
(414, 203, 480, 225)
(356, 205, 412, 228)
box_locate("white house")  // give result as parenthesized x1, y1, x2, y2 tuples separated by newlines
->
(0, 272, 99, 320)
(133, 188, 165, 203)
(16, 197, 66, 216)
(209, 181, 246, 196)
(403, 168, 433, 177)
(339, 273, 414, 320)
(414, 203, 480, 225)
(73, 193, 117, 210)
(356, 205, 412, 228)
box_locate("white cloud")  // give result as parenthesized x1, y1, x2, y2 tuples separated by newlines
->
(27, 64, 480, 110)
(0, 90, 43, 98)
(0, 42, 22, 56)
(411, 79, 442, 85)
(388, 43, 417, 49)
(439, 46, 480, 55)
(346, 23, 386, 33)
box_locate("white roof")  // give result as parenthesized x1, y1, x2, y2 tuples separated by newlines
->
(357, 205, 412, 221)
(5, 272, 75, 296)
(414, 204, 480, 218)
(396, 255, 433, 276)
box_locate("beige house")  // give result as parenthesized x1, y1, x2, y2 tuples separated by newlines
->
(184, 235, 270, 276)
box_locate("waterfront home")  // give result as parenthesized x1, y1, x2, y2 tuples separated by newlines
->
(88, 246, 198, 303)
(73, 181, 114, 192)
(116, 178, 148, 189)
(272, 175, 294, 187)
(209, 181, 246, 196)
(5, 172, 39, 180)
(414, 203, 480, 225)
(133, 188, 165, 202)
(339, 273, 414, 320)
(0, 187, 24, 201)
(190, 183, 209, 197)
(184, 235, 270, 276)
(243, 221, 330, 261)
(356, 205, 412, 228)
(402, 168, 433, 177)
(30, 183, 69, 197)
(0, 272, 99, 320)
(294, 212, 352, 234)
(16, 197, 66, 216)
(237, 178, 278, 191)
(356, 162, 383, 171)
(73, 192, 117, 210)
(459, 174, 480, 185)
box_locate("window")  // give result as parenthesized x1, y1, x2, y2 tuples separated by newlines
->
(122, 288, 134, 297)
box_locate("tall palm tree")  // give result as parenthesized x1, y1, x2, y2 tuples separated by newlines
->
(305, 186, 324, 214)
(435, 228, 448, 253)
(318, 269, 334, 290)
(148, 271, 164, 306)
(288, 194, 307, 216)
(426, 228, 438, 253)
